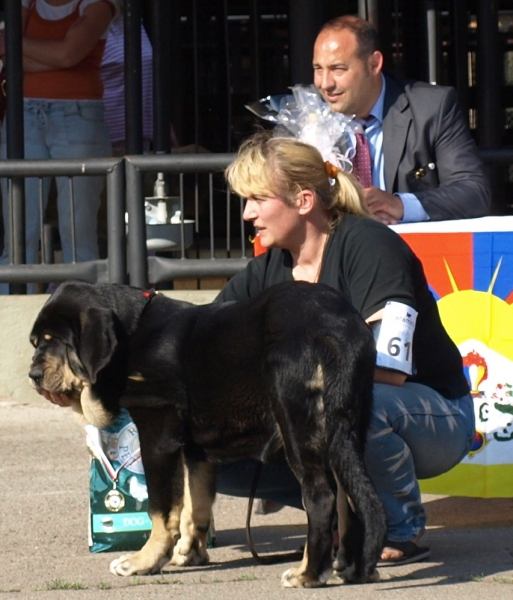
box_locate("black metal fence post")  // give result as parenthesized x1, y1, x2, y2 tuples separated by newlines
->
(106, 159, 126, 284)
(124, 0, 143, 156)
(4, 0, 26, 293)
(152, 0, 173, 154)
(125, 157, 147, 288)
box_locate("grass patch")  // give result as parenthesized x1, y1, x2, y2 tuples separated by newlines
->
(37, 579, 87, 591)
(492, 577, 513, 584)
(233, 574, 258, 582)
(127, 577, 146, 586)
(97, 581, 112, 590)
(470, 574, 484, 582)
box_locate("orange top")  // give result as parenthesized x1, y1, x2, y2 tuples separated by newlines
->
(252, 233, 266, 256)
(23, 0, 114, 100)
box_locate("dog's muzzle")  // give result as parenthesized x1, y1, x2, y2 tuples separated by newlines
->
(28, 366, 44, 389)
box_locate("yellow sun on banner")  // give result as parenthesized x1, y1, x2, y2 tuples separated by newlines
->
(437, 258, 513, 361)
(396, 225, 513, 497)
(420, 258, 513, 497)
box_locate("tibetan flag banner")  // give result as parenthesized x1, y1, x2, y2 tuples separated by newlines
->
(393, 217, 513, 497)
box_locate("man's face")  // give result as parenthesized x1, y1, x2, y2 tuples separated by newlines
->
(313, 28, 382, 118)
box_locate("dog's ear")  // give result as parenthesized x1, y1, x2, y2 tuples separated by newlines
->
(78, 307, 118, 384)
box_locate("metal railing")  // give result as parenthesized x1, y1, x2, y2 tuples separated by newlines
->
(124, 153, 250, 288)
(0, 157, 126, 290)
(0, 153, 252, 292)
(0, 147, 511, 293)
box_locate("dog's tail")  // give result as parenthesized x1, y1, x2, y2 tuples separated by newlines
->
(316, 330, 385, 581)
(328, 430, 387, 581)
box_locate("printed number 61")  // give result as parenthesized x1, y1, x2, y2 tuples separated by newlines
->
(388, 337, 411, 360)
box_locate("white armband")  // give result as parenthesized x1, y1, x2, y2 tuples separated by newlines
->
(373, 301, 418, 375)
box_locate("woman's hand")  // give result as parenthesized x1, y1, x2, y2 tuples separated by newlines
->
(36, 388, 74, 407)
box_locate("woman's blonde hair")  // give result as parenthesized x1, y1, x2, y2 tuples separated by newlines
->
(225, 131, 370, 224)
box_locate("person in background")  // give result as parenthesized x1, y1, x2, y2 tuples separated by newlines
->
(0, 0, 117, 293)
(214, 131, 475, 566)
(312, 15, 491, 225)
(100, 8, 154, 155)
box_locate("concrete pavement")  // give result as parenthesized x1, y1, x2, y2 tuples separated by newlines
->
(2, 399, 513, 599)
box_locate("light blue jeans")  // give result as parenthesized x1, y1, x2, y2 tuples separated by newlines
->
(216, 382, 475, 543)
(0, 99, 112, 292)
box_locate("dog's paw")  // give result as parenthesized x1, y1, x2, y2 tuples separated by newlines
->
(344, 568, 380, 584)
(281, 567, 331, 588)
(332, 553, 348, 573)
(109, 553, 166, 576)
(169, 536, 209, 567)
(109, 554, 147, 576)
(366, 569, 381, 583)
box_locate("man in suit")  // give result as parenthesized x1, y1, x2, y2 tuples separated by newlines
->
(313, 15, 491, 224)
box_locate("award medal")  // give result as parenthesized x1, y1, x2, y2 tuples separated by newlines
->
(85, 425, 142, 513)
(104, 485, 126, 512)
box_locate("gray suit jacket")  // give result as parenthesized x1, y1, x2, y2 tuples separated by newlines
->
(382, 74, 491, 221)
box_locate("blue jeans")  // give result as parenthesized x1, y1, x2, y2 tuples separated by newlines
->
(0, 99, 112, 292)
(216, 382, 475, 543)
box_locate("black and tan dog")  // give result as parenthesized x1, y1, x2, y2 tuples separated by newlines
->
(28, 280, 386, 587)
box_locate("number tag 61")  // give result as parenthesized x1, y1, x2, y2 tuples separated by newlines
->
(375, 301, 418, 375)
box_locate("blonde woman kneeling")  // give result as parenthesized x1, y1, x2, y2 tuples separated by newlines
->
(215, 132, 474, 566)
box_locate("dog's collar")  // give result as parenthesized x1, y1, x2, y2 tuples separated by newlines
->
(142, 288, 158, 302)
(139, 288, 158, 319)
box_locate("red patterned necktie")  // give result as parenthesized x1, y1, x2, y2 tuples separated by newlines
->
(352, 132, 373, 188)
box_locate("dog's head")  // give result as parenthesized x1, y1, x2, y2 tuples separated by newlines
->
(28, 282, 136, 428)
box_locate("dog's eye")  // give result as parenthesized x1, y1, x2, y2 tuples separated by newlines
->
(31, 333, 55, 347)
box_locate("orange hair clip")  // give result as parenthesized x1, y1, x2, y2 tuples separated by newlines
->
(325, 161, 340, 179)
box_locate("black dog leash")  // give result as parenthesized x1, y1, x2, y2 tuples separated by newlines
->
(245, 461, 304, 565)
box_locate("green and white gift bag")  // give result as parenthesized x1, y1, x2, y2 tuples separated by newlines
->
(86, 408, 216, 553)
(86, 409, 152, 553)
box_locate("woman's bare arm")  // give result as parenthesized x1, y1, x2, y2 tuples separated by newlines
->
(21, 2, 113, 70)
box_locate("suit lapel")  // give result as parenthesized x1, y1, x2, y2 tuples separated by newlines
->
(382, 75, 412, 191)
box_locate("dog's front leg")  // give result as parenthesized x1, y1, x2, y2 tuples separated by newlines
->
(110, 449, 184, 576)
(171, 458, 216, 567)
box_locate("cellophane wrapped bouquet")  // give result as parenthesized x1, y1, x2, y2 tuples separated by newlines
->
(245, 84, 362, 174)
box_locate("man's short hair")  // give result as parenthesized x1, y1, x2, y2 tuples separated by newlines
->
(319, 15, 381, 58)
